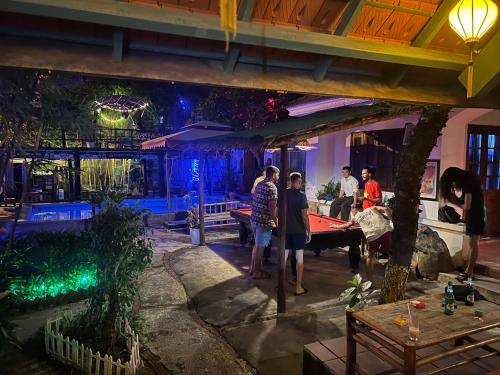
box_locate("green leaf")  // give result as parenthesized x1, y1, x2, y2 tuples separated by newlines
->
(338, 287, 356, 302)
(351, 274, 362, 287)
(360, 281, 372, 291)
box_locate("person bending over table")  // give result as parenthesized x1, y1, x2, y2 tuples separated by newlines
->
(330, 203, 392, 284)
(361, 167, 382, 209)
(329, 166, 359, 221)
(250, 165, 279, 279)
(439, 167, 485, 282)
(285, 172, 311, 296)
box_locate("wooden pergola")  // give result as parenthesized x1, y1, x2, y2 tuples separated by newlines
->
(0, 0, 499, 106)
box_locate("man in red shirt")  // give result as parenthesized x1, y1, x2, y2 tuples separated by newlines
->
(361, 167, 382, 209)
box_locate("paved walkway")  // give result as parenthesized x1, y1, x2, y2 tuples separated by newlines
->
(144, 227, 444, 375)
(137, 228, 255, 375)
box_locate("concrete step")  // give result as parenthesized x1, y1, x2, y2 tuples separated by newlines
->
(438, 272, 500, 304)
(476, 260, 500, 280)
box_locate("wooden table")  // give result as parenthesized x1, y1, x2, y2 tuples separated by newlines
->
(346, 294, 500, 375)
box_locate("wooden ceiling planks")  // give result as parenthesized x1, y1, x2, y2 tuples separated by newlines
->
(310, 0, 347, 32)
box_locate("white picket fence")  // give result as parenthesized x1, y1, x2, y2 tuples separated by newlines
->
(45, 316, 141, 375)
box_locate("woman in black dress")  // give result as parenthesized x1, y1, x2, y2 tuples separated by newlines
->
(439, 167, 485, 281)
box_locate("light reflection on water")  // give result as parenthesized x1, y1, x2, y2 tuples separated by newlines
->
(27, 196, 225, 222)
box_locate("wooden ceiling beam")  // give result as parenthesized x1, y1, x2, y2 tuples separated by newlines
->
(112, 30, 123, 62)
(364, 1, 433, 18)
(0, 0, 468, 71)
(314, 0, 367, 82)
(223, 0, 256, 73)
(1, 37, 496, 107)
(387, 0, 457, 88)
(458, 30, 500, 97)
(0, 26, 382, 77)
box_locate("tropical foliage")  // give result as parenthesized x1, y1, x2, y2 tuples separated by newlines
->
(4, 231, 95, 302)
(191, 87, 290, 129)
(186, 206, 200, 229)
(67, 193, 152, 354)
(316, 179, 341, 201)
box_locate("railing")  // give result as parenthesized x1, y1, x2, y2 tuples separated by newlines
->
(45, 315, 141, 375)
(204, 201, 245, 226)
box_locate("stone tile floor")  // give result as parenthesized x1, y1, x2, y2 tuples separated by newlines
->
(3, 227, 494, 375)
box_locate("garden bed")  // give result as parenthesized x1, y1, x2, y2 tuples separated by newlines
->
(45, 315, 141, 374)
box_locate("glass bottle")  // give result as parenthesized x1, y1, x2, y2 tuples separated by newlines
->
(444, 281, 455, 315)
(465, 276, 475, 306)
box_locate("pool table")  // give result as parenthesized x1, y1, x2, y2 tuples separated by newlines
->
(230, 208, 364, 266)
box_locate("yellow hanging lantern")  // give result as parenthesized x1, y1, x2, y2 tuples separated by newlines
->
(449, 0, 498, 98)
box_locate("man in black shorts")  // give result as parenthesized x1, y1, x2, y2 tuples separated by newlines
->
(285, 172, 310, 296)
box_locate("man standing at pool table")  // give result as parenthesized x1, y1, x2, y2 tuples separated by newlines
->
(361, 167, 382, 209)
(250, 165, 279, 279)
(285, 172, 311, 296)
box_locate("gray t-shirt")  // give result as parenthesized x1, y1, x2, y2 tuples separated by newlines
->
(286, 188, 309, 234)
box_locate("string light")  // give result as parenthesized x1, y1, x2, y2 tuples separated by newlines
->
(94, 95, 149, 112)
(98, 110, 128, 124)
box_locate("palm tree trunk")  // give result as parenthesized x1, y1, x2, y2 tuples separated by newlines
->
(380, 106, 450, 304)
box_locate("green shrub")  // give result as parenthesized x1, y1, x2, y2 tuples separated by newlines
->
(3, 232, 95, 301)
(69, 192, 153, 354)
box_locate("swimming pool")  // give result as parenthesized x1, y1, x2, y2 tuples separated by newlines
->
(27, 196, 227, 222)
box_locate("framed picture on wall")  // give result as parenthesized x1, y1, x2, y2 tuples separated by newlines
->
(420, 160, 440, 200)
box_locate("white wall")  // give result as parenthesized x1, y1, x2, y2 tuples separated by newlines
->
(307, 113, 420, 200)
(306, 108, 500, 220)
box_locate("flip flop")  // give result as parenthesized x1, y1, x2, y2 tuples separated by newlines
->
(295, 288, 308, 296)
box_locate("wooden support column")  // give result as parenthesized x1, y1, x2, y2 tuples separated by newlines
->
(74, 149, 81, 200)
(158, 151, 166, 197)
(225, 151, 231, 197)
(277, 144, 288, 313)
(68, 159, 74, 198)
(165, 151, 171, 227)
(198, 151, 206, 246)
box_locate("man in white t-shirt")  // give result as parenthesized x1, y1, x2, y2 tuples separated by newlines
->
(329, 166, 359, 221)
(330, 203, 392, 284)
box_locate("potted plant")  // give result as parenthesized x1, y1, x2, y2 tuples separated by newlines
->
(316, 179, 341, 202)
(338, 274, 380, 310)
(186, 206, 201, 245)
(316, 179, 341, 215)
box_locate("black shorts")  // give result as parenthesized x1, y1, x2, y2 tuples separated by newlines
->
(286, 233, 307, 250)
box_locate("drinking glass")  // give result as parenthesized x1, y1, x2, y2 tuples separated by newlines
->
(408, 308, 420, 342)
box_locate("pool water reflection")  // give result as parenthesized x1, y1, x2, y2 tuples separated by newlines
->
(27, 196, 226, 222)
